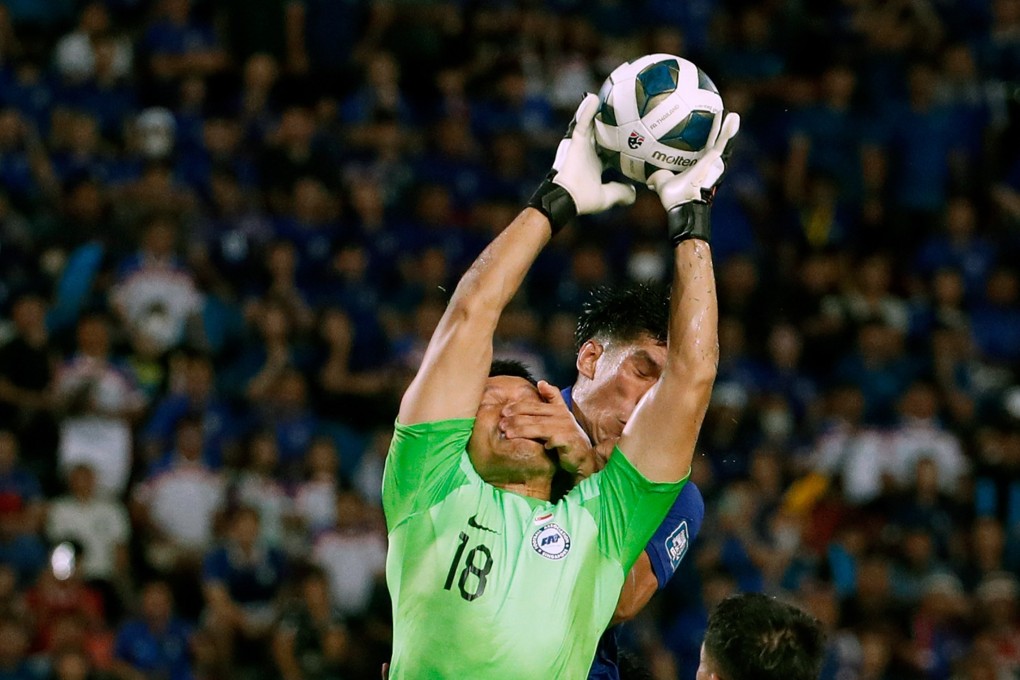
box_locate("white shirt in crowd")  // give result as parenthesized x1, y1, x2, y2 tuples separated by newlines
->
(56, 356, 145, 496)
(812, 422, 894, 505)
(234, 473, 291, 548)
(888, 417, 969, 493)
(812, 418, 968, 504)
(47, 495, 130, 581)
(134, 462, 225, 551)
(293, 479, 336, 534)
(312, 528, 387, 617)
(112, 260, 202, 352)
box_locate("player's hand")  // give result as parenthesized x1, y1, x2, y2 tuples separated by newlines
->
(527, 94, 636, 233)
(499, 380, 598, 479)
(648, 111, 740, 245)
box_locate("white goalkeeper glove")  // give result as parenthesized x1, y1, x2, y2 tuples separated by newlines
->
(648, 111, 740, 246)
(528, 93, 636, 233)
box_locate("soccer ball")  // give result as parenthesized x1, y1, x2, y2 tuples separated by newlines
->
(594, 54, 724, 185)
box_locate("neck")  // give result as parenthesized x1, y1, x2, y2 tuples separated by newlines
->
(569, 393, 595, 441)
(492, 479, 551, 501)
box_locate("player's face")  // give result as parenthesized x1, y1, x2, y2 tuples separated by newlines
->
(572, 334, 666, 449)
(469, 376, 555, 484)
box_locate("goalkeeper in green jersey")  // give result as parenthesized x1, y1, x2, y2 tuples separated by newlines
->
(383, 94, 740, 679)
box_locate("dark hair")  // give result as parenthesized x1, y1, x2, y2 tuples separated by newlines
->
(703, 593, 825, 680)
(574, 283, 669, 351)
(489, 359, 538, 386)
(617, 651, 653, 680)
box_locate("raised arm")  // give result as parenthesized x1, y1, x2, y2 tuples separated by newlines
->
(397, 208, 553, 424)
(398, 95, 635, 425)
(616, 113, 739, 483)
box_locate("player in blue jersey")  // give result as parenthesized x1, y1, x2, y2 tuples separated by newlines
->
(499, 284, 705, 680)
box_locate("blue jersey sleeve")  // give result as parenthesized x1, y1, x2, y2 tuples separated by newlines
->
(643, 481, 704, 589)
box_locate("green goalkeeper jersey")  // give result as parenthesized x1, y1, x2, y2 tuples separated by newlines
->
(382, 418, 687, 679)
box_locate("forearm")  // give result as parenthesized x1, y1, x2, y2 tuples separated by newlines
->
(616, 240, 718, 481)
(612, 552, 659, 625)
(665, 240, 719, 383)
(398, 208, 552, 423)
(447, 208, 551, 323)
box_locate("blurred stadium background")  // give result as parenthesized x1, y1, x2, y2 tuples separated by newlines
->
(0, 0, 1019, 678)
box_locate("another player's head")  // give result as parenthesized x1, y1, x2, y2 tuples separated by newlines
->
(468, 359, 556, 492)
(570, 283, 669, 448)
(697, 593, 825, 680)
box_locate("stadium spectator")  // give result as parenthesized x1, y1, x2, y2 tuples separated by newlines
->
(916, 196, 996, 300)
(24, 565, 106, 662)
(974, 572, 1020, 673)
(908, 573, 970, 677)
(971, 266, 1020, 365)
(111, 216, 202, 354)
(53, 2, 132, 85)
(257, 240, 313, 333)
(142, 353, 235, 469)
(887, 381, 968, 495)
(141, 0, 226, 89)
(258, 103, 333, 211)
(229, 431, 290, 551)
(315, 306, 392, 432)
(111, 580, 191, 680)
(835, 319, 919, 425)
(225, 300, 310, 404)
(311, 490, 385, 618)
(270, 566, 348, 680)
(810, 383, 891, 505)
(0, 431, 43, 536)
(201, 506, 285, 675)
(291, 437, 339, 535)
(132, 416, 225, 574)
(961, 518, 1011, 591)
(0, 493, 46, 590)
(55, 314, 144, 497)
(0, 107, 55, 209)
(46, 464, 129, 614)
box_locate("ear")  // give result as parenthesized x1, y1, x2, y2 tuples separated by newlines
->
(576, 340, 603, 380)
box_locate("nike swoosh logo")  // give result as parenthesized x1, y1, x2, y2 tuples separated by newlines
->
(468, 515, 499, 534)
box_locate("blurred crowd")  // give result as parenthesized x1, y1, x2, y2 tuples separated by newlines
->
(0, 0, 1018, 678)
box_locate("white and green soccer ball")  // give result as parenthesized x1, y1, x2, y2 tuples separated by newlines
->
(593, 54, 724, 185)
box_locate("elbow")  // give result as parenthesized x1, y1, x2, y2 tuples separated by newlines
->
(666, 345, 718, 387)
(611, 598, 642, 625)
(446, 293, 498, 330)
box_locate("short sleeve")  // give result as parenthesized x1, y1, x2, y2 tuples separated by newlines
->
(381, 418, 474, 528)
(643, 482, 704, 589)
(574, 447, 687, 572)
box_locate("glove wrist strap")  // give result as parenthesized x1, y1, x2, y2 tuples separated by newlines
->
(667, 202, 712, 246)
(527, 174, 577, 235)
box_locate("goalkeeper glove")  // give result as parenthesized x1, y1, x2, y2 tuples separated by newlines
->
(528, 94, 636, 234)
(648, 111, 740, 246)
